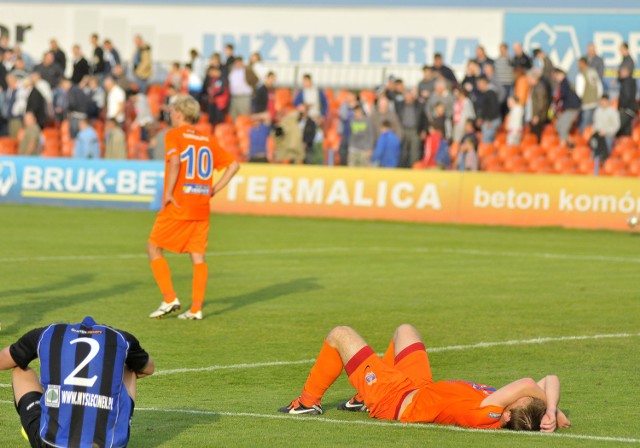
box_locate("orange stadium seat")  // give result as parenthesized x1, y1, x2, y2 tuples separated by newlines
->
(0, 137, 18, 155)
(529, 157, 551, 173)
(522, 144, 542, 161)
(571, 146, 592, 163)
(627, 159, 640, 176)
(477, 143, 495, 158)
(553, 157, 574, 174)
(497, 144, 519, 161)
(546, 145, 568, 162)
(602, 158, 623, 176)
(632, 126, 640, 144)
(621, 146, 639, 164)
(577, 158, 595, 175)
(541, 134, 560, 148)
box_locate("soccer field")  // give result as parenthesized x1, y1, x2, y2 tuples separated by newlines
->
(0, 204, 639, 447)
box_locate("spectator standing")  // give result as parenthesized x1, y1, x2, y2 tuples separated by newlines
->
(619, 42, 635, 75)
(9, 58, 29, 81)
(526, 69, 549, 142)
(250, 52, 269, 84)
(104, 76, 126, 125)
(204, 66, 229, 126)
(25, 77, 47, 129)
(370, 120, 401, 168)
(586, 43, 605, 82)
(86, 75, 105, 119)
(185, 63, 203, 100)
(112, 64, 132, 91)
(511, 42, 532, 70)
(337, 91, 359, 166)
(452, 87, 476, 143)
(165, 62, 186, 92)
(223, 43, 236, 76)
(513, 66, 530, 109)
(532, 49, 554, 87)
(347, 104, 375, 167)
(103, 39, 121, 75)
(396, 90, 423, 167)
(14, 45, 35, 72)
(104, 118, 127, 159)
(272, 106, 304, 163)
(73, 118, 100, 158)
(506, 96, 524, 146)
(552, 68, 581, 146)
(249, 114, 271, 162)
(370, 95, 402, 140)
(494, 43, 514, 109)
(2, 74, 22, 138)
(617, 67, 638, 136)
(294, 73, 327, 121)
(475, 46, 494, 74)
(131, 88, 154, 141)
(299, 104, 320, 164)
(228, 57, 254, 119)
(461, 60, 481, 108)
(431, 102, 453, 142)
(189, 48, 207, 79)
(575, 57, 603, 132)
(457, 133, 480, 171)
(476, 76, 501, 144)
(67, 76, 91, 137)
(35, 51, 63, 89)
(49, 39, 66, 73)
(71, 45, 90, 85)
(89, 33, 105, 77)
(31, 71, 53, 120)
(483, 64, 506, 106)
(132, 35, 152, 92)
(18, 112, 42, 156)
(426, 79, 454, 123)
(417, 65, 436, 102)
(432, 53, 457, 88)
(253, 71, 276, 118)
(592, 95, 620, 156)
(160, 84, 178, 123)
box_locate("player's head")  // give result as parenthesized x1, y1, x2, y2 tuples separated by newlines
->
(171, 94, 200, 125)
(501, 397, 546, 431)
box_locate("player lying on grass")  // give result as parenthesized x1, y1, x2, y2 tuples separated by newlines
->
(279, 324, 571, 431)
(0, 316, 154, 448)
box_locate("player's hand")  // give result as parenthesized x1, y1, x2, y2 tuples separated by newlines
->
(540, 410, 557, 432)
(556, 410, 571, 429)
(163, 194, 180, 209)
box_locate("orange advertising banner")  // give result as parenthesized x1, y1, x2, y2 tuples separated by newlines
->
(211, 164, 640, 231)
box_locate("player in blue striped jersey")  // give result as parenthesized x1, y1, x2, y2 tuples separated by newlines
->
(0, 316, 154, 448)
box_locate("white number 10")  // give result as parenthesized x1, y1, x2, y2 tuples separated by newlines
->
(63, 338, 100, 388)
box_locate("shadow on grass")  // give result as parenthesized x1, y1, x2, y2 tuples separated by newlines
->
(129, 409, 220, 447)
(207, 277, 323, 315)
(0, 274, 140, 336)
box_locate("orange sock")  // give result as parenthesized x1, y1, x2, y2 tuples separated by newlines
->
(382, 340, 395, 366)
(300, 340, 343, 406)
(150, 257, 176, 303)
(190, 262, 208, 313)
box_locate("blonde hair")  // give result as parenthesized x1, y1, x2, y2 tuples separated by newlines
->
(505, 398, 546, 431)
(172, 94, 200, 124)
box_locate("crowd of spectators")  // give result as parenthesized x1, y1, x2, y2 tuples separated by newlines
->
(0, 33, 638, 174)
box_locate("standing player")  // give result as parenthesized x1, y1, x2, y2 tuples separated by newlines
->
(279, 324, 571, 432)
(0, 316, 154, 447)
(148, 95, 239, 320)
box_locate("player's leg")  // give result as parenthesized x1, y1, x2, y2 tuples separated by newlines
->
(147, 240, 181, 318)
(279, 326, 368, 415)
(177, 252, 207, 320)
(12, 367, 46, 448)
(392, 324, 433, 387)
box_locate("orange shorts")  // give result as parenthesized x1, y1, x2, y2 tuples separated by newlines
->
(345, 343, 432, 420)
(148, 214, 210, 254)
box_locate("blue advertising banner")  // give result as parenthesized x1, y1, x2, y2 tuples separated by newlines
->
(0, 156, 164, 210)
(504, 12, 640, 79)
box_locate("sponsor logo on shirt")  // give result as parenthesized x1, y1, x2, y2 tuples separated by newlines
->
(364, 365, 377, 386)
(60, 390, 114, 411)
(183, 183, 211, 195)
(489, 412, 502, 419)
(45, 385, 60, 408)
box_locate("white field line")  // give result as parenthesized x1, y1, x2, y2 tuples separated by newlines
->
(1, 246, 640, 264)
(0, 399, 635, 444)
(154, 332, 639, 376)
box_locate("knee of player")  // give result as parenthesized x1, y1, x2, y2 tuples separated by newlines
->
(395, 323, 418, 337)
(326, 326, 355, 345)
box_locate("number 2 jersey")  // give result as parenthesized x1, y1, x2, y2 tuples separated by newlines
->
(10, 316, 150, 448)
(161, 125, 235, 221)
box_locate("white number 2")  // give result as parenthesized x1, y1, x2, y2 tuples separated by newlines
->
(63, 338, 100, 388)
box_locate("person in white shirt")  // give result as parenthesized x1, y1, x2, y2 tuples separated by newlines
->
(592, 95, 620, 156)
(104, 76, 125, 125)
(250, 52, 269, 84)
(228, 57, 253, 119)
(506, 96, 524, 146)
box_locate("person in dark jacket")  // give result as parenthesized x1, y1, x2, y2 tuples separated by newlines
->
(617, 66, 638, 136)
(476, 76, 501, 144)
(371, 120, 401, 168)
(25, 78, 47, 129)
(553, 68, 581, 146)
(253, 71, 276, 119)
(49, 39, 67, 72)
(433, 53, 458, 88)
(34, 51, 63, 89)
(71, 45, 90, 85)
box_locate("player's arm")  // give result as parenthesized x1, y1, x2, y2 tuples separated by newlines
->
(537, 375, 570, 432)
(163, 153, 181, 208)
(0, 347, 18, 370)
(211, 160, 240, 197)
(481, 377, 546, 408)
(122, 331, 155, 378)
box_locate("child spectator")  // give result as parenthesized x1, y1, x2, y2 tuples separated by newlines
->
(347, 104, 375, 167)
(457, 135, 480, 171)
(506, 96, 524, 146)
(432, 102, 452, 141)
(370, 120, 401, 168)
(452, 88, 475, 143)
(249, 114, 271, 163)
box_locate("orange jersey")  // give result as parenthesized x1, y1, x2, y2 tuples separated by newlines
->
(161, 125, 234, 221)
(401, 380, 504, 429)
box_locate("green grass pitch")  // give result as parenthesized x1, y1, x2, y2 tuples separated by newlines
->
(0, 204, 639, 447)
